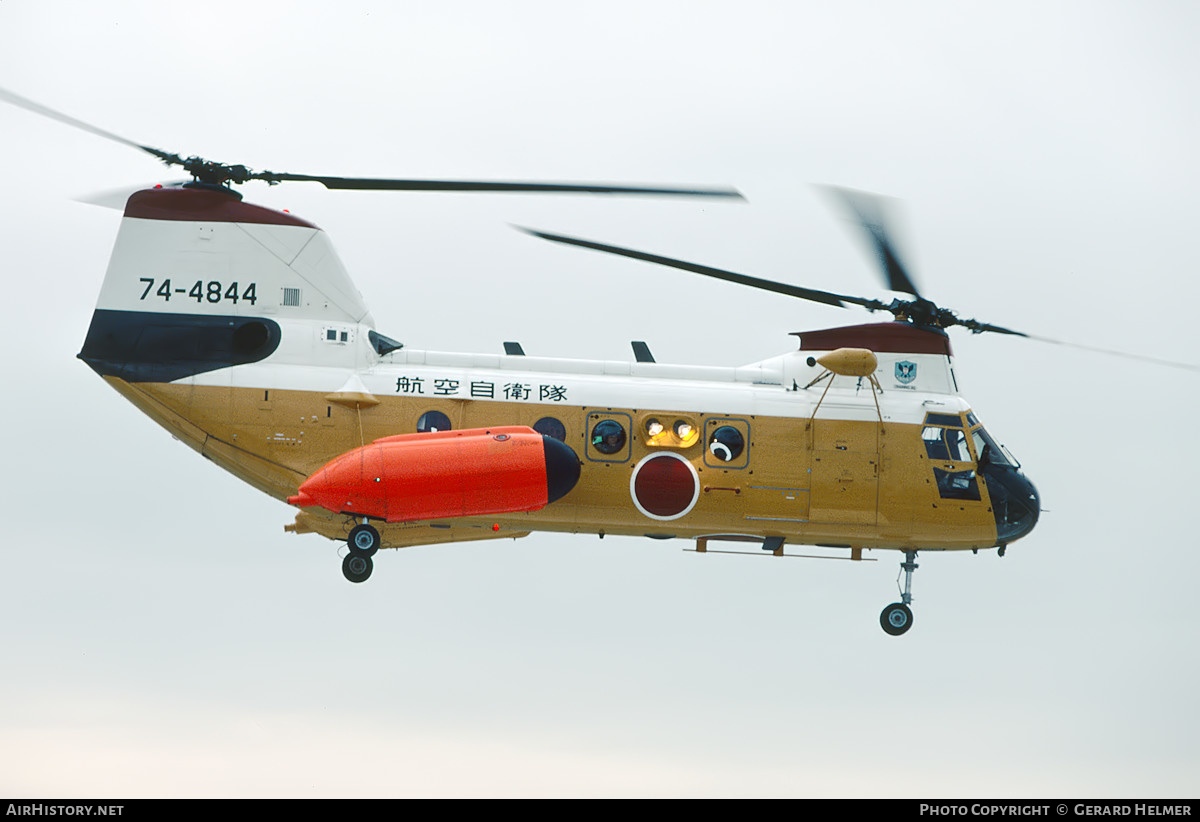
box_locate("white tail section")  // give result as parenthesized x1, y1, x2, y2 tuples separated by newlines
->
(96, 186, 371, 324)
(80, 185, 374, 382)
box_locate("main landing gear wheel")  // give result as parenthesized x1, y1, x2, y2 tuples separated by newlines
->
(348, 523, 380, 557)
(343, 522, 379, 583)
(342, 552, 373, 583)
(880, 602, 913, 636)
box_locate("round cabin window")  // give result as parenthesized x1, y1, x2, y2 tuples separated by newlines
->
(708, 425, 745, 462)
(416, 410, 452, 433)
(534, 416, 567, 442)
(591, 419, 626, 455)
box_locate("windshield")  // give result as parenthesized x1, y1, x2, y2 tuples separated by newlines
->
(971, 426, 1019, 468)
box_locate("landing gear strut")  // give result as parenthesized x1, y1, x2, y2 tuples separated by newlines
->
(341, 521, 380, 583)
(880, 550, 918, 636)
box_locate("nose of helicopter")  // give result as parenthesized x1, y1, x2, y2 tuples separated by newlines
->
(981, 464, 1041, 544)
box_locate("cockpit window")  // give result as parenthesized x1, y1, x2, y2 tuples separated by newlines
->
(924, 413, 963, 427)
(919, 411, 1037, 503)
(922, 426, 971, 462)
(972, 427, 1018, 468)
(932, 467, 981, 500)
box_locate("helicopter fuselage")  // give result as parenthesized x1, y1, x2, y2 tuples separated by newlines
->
(88, 310, 1035, 554)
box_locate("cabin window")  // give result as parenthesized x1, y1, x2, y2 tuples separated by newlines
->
(708, 426, 745, 462)
(591, 420, 626, 455)
(417, 410, 452, 433)
(702, 418, 750, 469)
(534, 417, 567, 442)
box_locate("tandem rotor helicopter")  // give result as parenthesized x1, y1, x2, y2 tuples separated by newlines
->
(8, 88, 1193, 635)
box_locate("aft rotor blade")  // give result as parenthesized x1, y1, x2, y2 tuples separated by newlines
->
(822, 185, 922, 297)
(75, 180, 191, 210)
(0, 86, 179, 165)
(518, 227, 879, 309)
(2, 88, 742, 197)
(258, 173, 743, 198)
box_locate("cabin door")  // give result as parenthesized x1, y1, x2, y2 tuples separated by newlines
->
(808, 418, 879, 526)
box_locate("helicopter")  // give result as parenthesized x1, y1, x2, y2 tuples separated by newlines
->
(9, 88, 1188, 636)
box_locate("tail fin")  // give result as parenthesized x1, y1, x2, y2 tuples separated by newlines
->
(80, 185, 371, 382)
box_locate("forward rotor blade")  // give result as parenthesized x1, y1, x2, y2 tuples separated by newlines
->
(258, 173, 743, 198)
(1022, 333, 1200, 372)
(0, 86, 178, 165)
(517, 227, 878, 309)
(951, 317, 1029, 337)
(950, 314, 1197, 369)
(821, 185, 922, 297)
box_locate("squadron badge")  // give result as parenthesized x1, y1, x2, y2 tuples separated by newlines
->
(895, 360, 918, 384)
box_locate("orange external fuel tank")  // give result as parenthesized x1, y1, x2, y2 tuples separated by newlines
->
(288, 426, 581, 522)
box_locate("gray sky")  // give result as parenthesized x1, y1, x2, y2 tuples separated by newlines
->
(2, 0, 1198, 798)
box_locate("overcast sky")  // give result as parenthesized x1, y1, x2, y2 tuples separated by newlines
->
(1, 0, 1198, 798)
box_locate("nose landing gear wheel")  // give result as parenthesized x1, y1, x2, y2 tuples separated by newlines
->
(879, 550, 919, 636)
(880, 602, 913, 636)
(342, 552, 373, 583)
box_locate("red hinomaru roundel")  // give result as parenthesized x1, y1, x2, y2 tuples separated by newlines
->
(629, 452, 700, 521)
